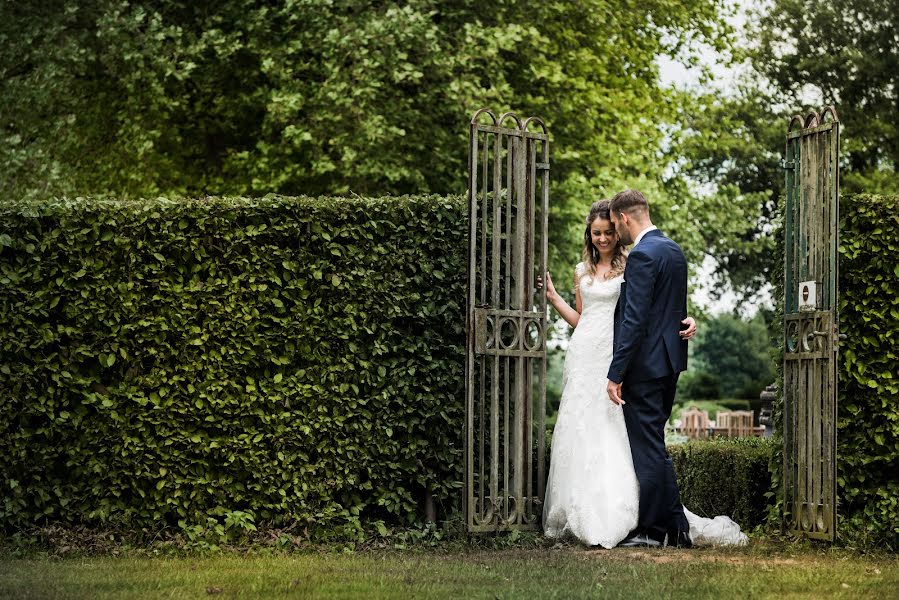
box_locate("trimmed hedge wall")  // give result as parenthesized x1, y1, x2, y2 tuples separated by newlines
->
(0, 195, 467, 533)
(1, 194, 783, 539)
(671, 438, 774, 529)
(836, 194, 899, 547)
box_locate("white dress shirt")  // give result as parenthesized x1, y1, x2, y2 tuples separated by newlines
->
(633, 225, 658, 247)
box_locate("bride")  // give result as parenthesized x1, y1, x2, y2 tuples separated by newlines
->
(541, 199, 747, 548)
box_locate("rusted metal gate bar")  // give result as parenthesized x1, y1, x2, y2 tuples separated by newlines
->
(782, 106, 840, 541)
(465, 109, 549, 532)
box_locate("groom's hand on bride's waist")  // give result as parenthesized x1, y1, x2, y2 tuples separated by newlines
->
(607, 380, 624, 405)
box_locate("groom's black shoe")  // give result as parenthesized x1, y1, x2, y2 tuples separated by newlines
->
(664, 529, 693, 549)
(617, 534, 661, 548)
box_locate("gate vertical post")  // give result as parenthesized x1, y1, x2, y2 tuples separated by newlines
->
(782, 107, 840, 541)
(465, 110, 550, 532)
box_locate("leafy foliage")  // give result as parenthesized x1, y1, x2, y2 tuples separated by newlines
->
(766, 196, 786, 530)
(0, 194, 467, 534)
(835, 194, 899, 547)
(678, 371, 722, 401)
(671, 89, 784, 298)
(0, 0, 763, 288)
(750, 0, 899, 195)
(684, 313, 775, 400)
(675, 0, 899, 297)
(670, 438, 775, 529)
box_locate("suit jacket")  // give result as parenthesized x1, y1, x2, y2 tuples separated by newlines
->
(607, 229, 689, 384)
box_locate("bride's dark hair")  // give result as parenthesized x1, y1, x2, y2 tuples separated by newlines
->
(582, 200, 627, 280)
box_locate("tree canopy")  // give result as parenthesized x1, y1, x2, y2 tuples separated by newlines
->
(674, 0, 899, 298)
(752, 0, 899, 195)
(2, 0, 763, 282)
(681, 312, 776, 400)
(3, 1, 897, 299)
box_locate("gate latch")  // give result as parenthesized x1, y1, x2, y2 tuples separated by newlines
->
(806, 330, 827, 345)
(780, 158, 795, 170)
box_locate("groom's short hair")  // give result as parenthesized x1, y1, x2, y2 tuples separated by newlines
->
(610, 189, 649, 218)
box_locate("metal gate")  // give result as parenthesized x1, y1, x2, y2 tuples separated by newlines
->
(464, 109, 549, 531)
(782, 106, 841, 541)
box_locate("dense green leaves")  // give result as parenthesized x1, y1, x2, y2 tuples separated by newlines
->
(673, 0, 899, 297)
(0, 195, 467, 533)
(751, 0, 899, 195)
(5, 193, 893, 546)
(834, 194, 899, 547)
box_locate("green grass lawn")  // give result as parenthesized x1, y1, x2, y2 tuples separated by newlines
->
(2, 541, 897, 599)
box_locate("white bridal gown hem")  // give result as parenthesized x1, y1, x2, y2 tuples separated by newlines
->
(542, 263, 746, 548)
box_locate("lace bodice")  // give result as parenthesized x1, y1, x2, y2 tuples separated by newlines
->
(576, 262, 623, 313)
(567, 262, 623, 377)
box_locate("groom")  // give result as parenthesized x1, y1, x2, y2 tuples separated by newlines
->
(605, 189, 692, 549)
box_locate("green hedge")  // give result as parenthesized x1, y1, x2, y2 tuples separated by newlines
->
(0, 194, 792, 541)
(0, 195, 467, 534)
(670, 438, 775, 529)
(836, 194, 899, 547)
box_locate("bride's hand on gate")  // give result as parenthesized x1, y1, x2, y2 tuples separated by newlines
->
(680, 316, 697, 340)
(536, 271, 558, 302)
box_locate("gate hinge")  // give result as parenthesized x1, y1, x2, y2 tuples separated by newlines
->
(536, 162, 550, 171)
(780, 159, 795, 170)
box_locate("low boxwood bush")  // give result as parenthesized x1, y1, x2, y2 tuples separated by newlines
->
(0, 195, 467, 535)
(670, 437, 775, 529)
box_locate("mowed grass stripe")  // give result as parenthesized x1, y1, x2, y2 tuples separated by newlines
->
(1, 547, 897, 599)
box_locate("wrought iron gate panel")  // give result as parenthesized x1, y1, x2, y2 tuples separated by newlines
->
(783, 106, 840, 541)
(465, 110, 549, 532)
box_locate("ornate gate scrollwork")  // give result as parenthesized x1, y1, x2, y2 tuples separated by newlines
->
(464, 109, 549, 532)
(782, 106, 840, 541)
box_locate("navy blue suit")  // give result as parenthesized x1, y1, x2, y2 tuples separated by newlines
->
(608, 228, 690, 545)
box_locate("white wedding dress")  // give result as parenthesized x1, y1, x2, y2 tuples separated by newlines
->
(542, 263, 747, 548)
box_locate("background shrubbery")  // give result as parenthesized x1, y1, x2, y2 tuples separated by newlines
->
(0, 195, 467, 537)
(671, 438, 775, 529)
(677, 312, 775, 401)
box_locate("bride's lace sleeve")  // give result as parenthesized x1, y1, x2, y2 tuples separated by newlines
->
(574, 261, 586, 290)
(573, 262, 586, 315)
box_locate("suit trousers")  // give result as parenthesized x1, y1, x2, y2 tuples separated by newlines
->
(621, 374, 690, 543)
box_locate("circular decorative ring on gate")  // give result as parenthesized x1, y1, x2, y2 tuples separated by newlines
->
(800, 319, 814, 352)
(498, 317, 519, 350)
(523, 318, 543, 352)
(786, 320, 800, 353)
